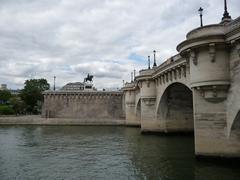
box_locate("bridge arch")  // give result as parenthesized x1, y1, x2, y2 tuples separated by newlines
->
(135, 98, 141, 122)
(156, 82, 194, 132)
(230, 110, 240, 138)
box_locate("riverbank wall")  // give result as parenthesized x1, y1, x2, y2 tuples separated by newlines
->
(42, 91, 125, 121)
(0, 115, 126, 126)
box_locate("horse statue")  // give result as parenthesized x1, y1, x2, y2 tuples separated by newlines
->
(84, 74, 94, 82)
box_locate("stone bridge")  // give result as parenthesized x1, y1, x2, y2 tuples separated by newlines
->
(123, 17, 240, 158)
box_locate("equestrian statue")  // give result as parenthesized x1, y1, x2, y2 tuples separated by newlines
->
(84, 74, 94, 83)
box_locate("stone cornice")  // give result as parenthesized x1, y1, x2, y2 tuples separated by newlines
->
(228, 17, 240, 32)
(135, 69, 155, 82)
(122, 82, 137, 91)
(177, 35, 225, 53)
(186, 24, 226, 40)
(190, 80, 230, 88)
(141, 97, 156, 106)
(152, 57, 186, 78)
(226, 28, 240, 42)
(43, 91, 123, 96)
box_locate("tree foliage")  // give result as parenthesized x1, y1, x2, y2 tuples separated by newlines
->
(20, 79, 50, 114)
(0, 90, 12, 104)
(9, 96, 26, 115)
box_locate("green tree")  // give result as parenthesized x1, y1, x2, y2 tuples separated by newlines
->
(9, 96, 26, 115)
(20, 79, 50, 114)
(0, 90, 12, 104)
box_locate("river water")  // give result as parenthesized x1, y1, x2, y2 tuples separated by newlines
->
(0, 126, 239, 180)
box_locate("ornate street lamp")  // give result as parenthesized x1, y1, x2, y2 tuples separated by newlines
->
(153, 50, 157, 67)
(53, 76, 56, 91)
(198, 7, 203, 27)
(148, 56, 151, 69)
(222, 0, 231, 20)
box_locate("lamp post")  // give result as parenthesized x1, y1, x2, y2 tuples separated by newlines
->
(131, 72, 133, 82)
(198, 7, 203, 27)
(222, 0, 231, 20)
(133, 69, 136, 79)
(148, 56, 151, 69)
(53, 76, 56, 91)
(153, 50, 157, 67)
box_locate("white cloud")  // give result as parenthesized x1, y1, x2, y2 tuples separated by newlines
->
(0, 0, 239, 89)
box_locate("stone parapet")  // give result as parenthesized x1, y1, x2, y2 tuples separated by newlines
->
(186, 24, 226, 40)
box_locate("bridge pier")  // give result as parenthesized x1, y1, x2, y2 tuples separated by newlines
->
(193, 88, 240, 158)
(140, 97, 157, 132)
(139, 77, 157, 132)
(123, 83, 141, 126)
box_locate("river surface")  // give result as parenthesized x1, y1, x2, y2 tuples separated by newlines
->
(0, 126, 240, 180)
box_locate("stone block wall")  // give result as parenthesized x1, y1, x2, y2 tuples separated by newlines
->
(42, 91, 125, 121)
(227, 43, 240, 135)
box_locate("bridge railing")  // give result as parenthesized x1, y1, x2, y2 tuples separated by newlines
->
(228, 17, 240, 32)
(152, 54, 186, 77)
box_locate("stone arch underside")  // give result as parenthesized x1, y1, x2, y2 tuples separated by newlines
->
(136, 99, 141, 122)
(230, 110, 240, 138)
(157, 83, 194, 132)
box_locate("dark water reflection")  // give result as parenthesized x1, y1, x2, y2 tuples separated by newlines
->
(0, 126, 239, 180)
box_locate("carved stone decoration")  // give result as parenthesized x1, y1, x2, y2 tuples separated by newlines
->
(159, 76, 162, 85)
(147, 80, 150, 88)
(169, 71, 172, 81)
(178, 67, 181, 79)
(190, 50, 198, 65)
(126, 102, 135, 107)
(181, 66, 186, 77)
(182, 61, 190, 75)
(237, 43, 240, 57)
(183, 66, 186, 77)
(142, 97, 156, 106)
(195, 85, 230, 103)
(184, 50, 190, 64)
(166, 73, 168, 83)
(209, 43, 216, 62)
(173, 69, 177, 80)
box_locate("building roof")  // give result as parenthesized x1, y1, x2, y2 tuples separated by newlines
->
(61, 82, 85, 91)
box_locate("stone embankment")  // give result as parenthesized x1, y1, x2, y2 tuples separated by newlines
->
(0, 115, 126, 126)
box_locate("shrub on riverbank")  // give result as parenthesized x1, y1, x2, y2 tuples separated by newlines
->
(0, 105, 14, 115)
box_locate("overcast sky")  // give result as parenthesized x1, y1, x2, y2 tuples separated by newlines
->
(0, 0, 239, 90)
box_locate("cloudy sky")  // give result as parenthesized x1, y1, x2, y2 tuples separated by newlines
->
(0, 0, 239, 90)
